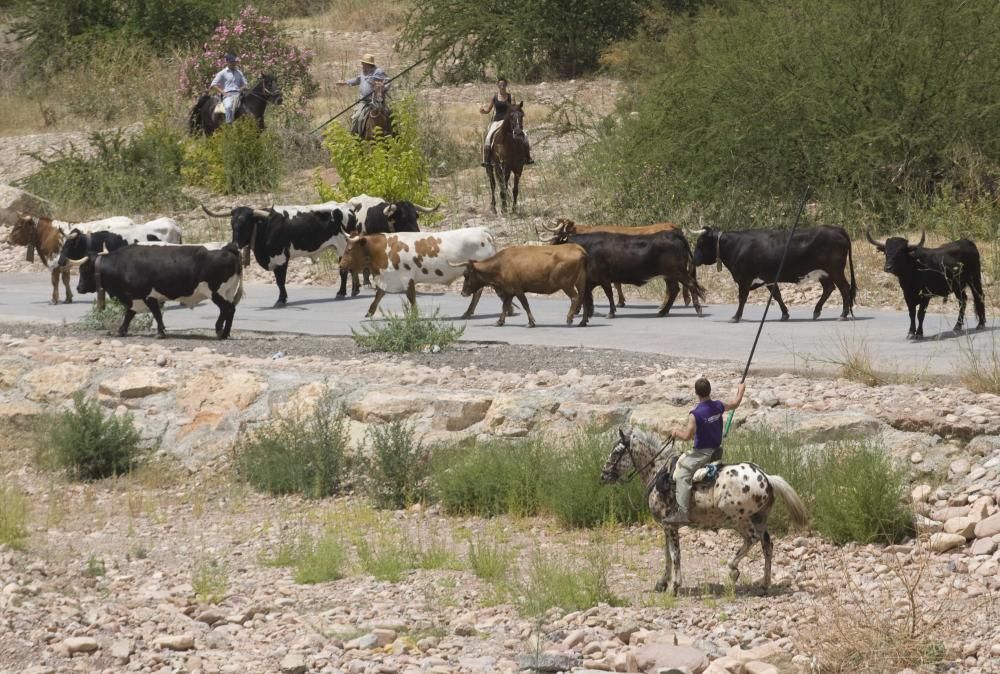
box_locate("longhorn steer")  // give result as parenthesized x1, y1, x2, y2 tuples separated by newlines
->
(456, 244, 589, 327)
(347, 193, 437, 234)
(539, 218, 688, 307)
(5, 214, 136, 304)
(690, 225, 857, 323)
(76, 243, 244, 339)
(866, 230, 986, 339)
(202, 202, 361, 301)
(554, 231, 704, 319)
(339, 227, 496, 318)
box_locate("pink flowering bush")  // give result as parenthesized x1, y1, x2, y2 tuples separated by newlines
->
(179, 5, 318, 126)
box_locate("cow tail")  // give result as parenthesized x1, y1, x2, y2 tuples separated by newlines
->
(684, 235, 706, 301)
(234, 272, 245, 306)
(846, 231, 857, 316)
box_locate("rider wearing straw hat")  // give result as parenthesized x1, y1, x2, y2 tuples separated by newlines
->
(664, 377, 746, 524)
(338, 53, 390, 136)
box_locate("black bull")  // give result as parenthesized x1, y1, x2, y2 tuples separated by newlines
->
(76, 243, 244, 339)
(691, 226, 857, 322)
(559, 231, 705, 319)
(866, 230, 986, 339)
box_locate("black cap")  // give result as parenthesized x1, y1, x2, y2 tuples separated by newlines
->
(225, 53, 237, 63)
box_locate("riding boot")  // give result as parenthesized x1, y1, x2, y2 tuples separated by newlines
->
(663, 508, 690, 525)
(481, 145, 491, 168)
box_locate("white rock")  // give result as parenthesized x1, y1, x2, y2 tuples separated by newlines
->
(63, 636, 99, 654)
(929, 532, 967, 553)
(154, 633, 195, 651)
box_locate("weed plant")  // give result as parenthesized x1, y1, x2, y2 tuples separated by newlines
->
(466, 530, 513, 582)
(236, 391, 348, 499)
(0, 488, 29, 549)
(78, 298, 154, 334)
(360, 421, 430, 509)
(41, 393, 143, 480)
(192, 557, 228, 604)
(356, 530, 414, 582)
(959, 330, 1000, 395)
(352, 305, 465, 353)
(182, 118, 283, 194)
(292, 531, 348, 584)
(514, 547, 619, 618)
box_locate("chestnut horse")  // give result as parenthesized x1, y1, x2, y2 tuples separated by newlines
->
(360, 80, 393, 140)
(485, 101, 528, 214)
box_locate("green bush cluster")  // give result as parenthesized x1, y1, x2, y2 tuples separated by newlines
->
(79, 298, 154, 334)
(359, 421, 431, 509)
(586, 0, 1000, 232)
(352, 306, 465, 354)
(41, 393, 144, 481)
(17, 122, 188, 218)
(433, 428, 648, 528)
(183, 118, 283, 194)
(235, 391, 348, 499)
(0, 488, 29, 550)
(317, 97, 433, 204)
(725, 429, 914, 544)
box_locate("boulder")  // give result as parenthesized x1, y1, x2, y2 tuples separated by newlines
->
(345, 388, 429, 422)
(628, 403, 690, 436)
(175, 370, 263, 415)
(154, 634, 195, 651)
(0, 184, 51, 226)
(929, 532, 967, 553)
(746, 408, 882, 441)
(943, 517, 977, 539)
(62, 636, 99, 654)
(20, 363, 87, 402)
(518, 652, 580, 672)
(970, 538, 997, 556)
(279, 653, 307, 674)
(974, 514, 1000, 539)
(0, 401, 44, 431)
(98, 368, 174, 401)
(629, 644, 708, 674)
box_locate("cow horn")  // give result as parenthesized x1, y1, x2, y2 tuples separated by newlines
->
(538, 233, 559, 243)
(913, 230, 925, 248)
(411, 203, 440, 214)
(383, 204, 397, 217)
(686, 228, 707, 236)
(99, 244, 110, 255)
(201, 204, 231, 218)
(540, 220, 561, 232)
(864, 228, 885, 249)
(66, 255, 88, 264)
(448, 261, 469, 268)
(252, 209, 270, 218)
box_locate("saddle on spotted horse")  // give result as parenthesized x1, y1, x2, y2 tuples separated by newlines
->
(649, 451, 723, 502)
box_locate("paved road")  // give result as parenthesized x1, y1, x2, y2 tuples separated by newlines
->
(1, 273, 996, 376)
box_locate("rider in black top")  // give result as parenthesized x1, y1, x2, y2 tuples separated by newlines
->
(480, 77, 533, 167)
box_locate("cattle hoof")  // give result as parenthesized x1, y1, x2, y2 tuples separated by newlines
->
(155, 332, 167, 340)
(50, 299, 59, 306)
(656, 310, 668, 317)
(351, 289, 361, 297)
(729, 317, 741, 323)
(494, 319, 505, 327)
(654, 580, 670, 593)
(616, 301, 626, 308)
(839, 315, 851, 321)
(64, 298, 73, 305)
(527, 321, 536, 328)
(606, 312, 616, 319)
(780, 314, 790, 322)
(273, 300, 287, 308)
(813, 312, 821, 320)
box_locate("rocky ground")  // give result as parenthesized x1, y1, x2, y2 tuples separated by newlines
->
(1, 329, 999, 674)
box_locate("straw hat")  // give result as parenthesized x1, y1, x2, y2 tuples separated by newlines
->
(360, 53, 376, 66)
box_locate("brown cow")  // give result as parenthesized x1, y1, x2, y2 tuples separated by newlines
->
(6, 214, 74, 304)
(456, 244, 589, 327)
(539, 218, 688, 307)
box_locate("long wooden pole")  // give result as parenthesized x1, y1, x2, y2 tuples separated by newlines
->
(723, 185, 812, 437)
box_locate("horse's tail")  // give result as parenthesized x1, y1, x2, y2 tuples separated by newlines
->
(189, 94, 211, 135)
(767, 474, 809, 527)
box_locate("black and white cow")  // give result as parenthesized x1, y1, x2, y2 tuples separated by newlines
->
(866, 230, 986, 339)
(203, 202, 360, 304)
(76, 243, 244, 339)
(690, 225, 857, 322)
(346, 193, 438, 235)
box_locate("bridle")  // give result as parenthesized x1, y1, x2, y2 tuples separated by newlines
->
(608, 432, 675, 485)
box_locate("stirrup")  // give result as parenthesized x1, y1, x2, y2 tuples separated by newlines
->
(663, 509, 690, 525)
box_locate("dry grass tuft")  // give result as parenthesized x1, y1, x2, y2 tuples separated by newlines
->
(959, 328, 1000, 394)
(800, 543, 973, 672)
(826, 333, 885, 387)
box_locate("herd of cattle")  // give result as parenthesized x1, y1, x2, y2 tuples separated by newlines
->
(3, 198, 990, 341)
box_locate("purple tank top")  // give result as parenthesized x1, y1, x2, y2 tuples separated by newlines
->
(691, 399, 726, 450)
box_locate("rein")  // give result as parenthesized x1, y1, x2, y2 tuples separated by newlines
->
(622, 435, 675, 484)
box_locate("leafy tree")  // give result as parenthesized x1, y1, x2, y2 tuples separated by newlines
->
(399, 0, 647, 81)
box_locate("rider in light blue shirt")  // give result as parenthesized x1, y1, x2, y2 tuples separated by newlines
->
(210, 53, 248, 123)
(337, 53, 390, 135)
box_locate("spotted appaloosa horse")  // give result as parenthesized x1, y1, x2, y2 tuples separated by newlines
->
(601, 428, 808, 595)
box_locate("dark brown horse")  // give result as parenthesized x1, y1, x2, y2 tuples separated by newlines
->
(189, 74, 283, 136)
(485, 101, 528, 214)
(360, 80, 393, 140)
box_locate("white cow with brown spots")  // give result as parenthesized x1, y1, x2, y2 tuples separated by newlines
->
(339, 227, 496, 318)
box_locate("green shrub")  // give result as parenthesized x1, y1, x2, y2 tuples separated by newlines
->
(587, 0, 1000, 229)
(78, 298, 154, 334)
(42, 392, 143, 481)
(543, 430, 648, 528)
(236, 391, 349, 499)
(192, 557, 228, 604)
(433, 438, 550, 518)
(514, 547, 619, 618)
(399, 0, 645, 81)
(466, 530, 513, 582)
(17, 122, 188, 218)
(726, 429, 913, 544)
(356, 529, 415, 582)
(352, 305, 464, 353)
(0, 487, 29, 550)
(360, 421, 430, 509)
(317, 97, 433, 204)
(292, 531, 348, 584)
(182, 118, 283, 194)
